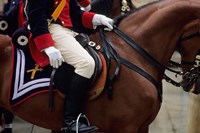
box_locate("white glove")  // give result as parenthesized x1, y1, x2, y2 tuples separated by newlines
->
(92, 14, 114, 30)
(83, 4, 91, 11)
(43, 46, 64, 68)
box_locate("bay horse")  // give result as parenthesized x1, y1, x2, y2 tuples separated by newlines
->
(91, 0, 135, 18)
(1, 0, 200, 133)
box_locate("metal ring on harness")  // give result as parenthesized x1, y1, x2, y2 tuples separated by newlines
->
(88, 41, 96, 47)
(0, 20, 8, 31)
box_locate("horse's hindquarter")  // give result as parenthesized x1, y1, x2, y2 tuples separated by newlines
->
(0, 35, 12, 110)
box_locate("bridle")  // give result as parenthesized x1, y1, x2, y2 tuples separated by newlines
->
(164, 52, 200, 88)
(164, 32, 200, 90)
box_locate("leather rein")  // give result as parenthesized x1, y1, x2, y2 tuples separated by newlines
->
(99, 26, 200, 100)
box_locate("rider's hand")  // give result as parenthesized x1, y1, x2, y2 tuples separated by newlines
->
(92, 14, 114, 31)
(43, 46, 64, 68)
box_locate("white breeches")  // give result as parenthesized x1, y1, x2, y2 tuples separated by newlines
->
(49, 24, 95, 79)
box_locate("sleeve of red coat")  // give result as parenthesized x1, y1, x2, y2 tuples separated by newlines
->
(81, 12, 95, 29)
(77, 0, 90, 7)
(27, 0, 54, 51)
(33, 34, 54, 51)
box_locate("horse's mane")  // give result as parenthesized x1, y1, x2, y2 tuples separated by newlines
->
(91, 0, 114, 16)
(113, 1, 159, 26)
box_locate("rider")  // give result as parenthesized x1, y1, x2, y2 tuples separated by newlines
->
(26, 0, 113, 133)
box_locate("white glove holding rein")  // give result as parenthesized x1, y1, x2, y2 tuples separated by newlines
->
(44, 46, 64, 68)
(92, 14, 114, 30)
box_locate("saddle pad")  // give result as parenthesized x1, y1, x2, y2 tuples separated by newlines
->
(9, 36, 107, 106)
(9, 44, 53, 106)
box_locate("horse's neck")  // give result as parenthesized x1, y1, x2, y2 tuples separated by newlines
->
(119, 0, 200, 65)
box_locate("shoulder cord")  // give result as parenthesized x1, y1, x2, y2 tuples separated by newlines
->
(24, 0, 66, 23)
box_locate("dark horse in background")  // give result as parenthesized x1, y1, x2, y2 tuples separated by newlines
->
(1, 0, 200, 133)
(91, 0, 135, 18)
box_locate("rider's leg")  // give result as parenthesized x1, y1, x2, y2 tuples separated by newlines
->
(49, 24, 98, 133)
(62, 73, 98, 133)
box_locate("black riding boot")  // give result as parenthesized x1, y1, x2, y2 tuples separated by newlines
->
(61, 74, 98, 133)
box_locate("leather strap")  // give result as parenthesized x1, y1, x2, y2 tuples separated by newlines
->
(48, 68, 57, 111)
(51, 0, 66, 21)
